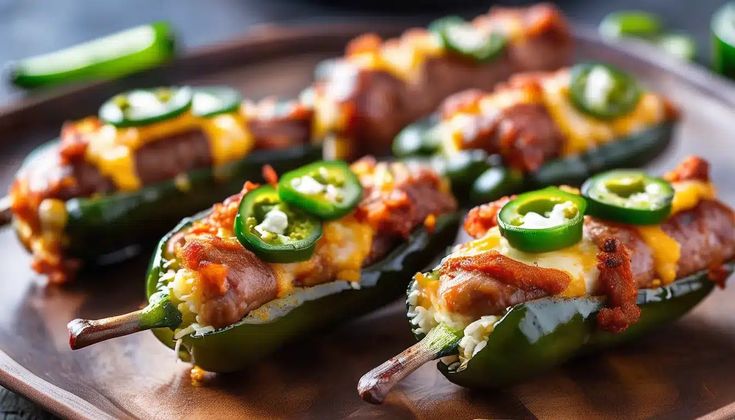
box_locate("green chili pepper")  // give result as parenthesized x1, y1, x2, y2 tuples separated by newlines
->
(441, 150, 495, 191)
(582, 169, 674, 225)
(569, 63, 642, 120)
(599, 11, 663, 39)
(68, 210, 461, 373)
(357, 261, 732, 403)
(192, 86, 243, 118)
(430, 16, 506, 62)
(712, 2, 735, 78)
(8, 22, 175, 89)
(470, 166, 526, 204)
(234, 185, 323, 263)
(20, 140, 321, 263)
(99, 86, 193, 127)
(497, 187, 587, 253)
(277, 160, 363, 220)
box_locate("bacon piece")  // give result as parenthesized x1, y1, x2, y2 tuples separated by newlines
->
(443, 251, 571, 295)
(596, 238, 641, 333)
(463, 196, 512, 238)
(262, 164, 278, 187)
(664, 155, 710, 183)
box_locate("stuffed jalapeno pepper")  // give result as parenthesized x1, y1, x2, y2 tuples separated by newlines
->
(359, 156, 734, 403)
(67, 159, 459, 372)
(311, 3, 571, 159)
(8, 86, 317, 283)
(393, 62, 679, 204)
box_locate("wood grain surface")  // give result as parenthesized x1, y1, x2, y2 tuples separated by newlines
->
(0, 25, 734, 419)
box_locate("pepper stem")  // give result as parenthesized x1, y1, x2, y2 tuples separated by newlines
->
(357, 323, 461, 404)
(0, 195, 12, 226)
(68, 297, 182, 349)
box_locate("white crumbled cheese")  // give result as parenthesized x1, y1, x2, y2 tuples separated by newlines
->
(519, 201, 576, 229)
(255, 208, 289, 238)
(446, 24, 486, 50)
(584, 66, 616, 110)
(291, 175, 326, 195)
(458, 315, 499, 366)
(627, 182, 665, 207)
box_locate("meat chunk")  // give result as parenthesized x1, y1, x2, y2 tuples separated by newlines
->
(178, 235, 278, 329)
(595, 238, 640, 333)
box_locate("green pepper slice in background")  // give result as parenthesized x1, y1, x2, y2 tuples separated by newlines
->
(192, 86, 243, 118)
(599, 11, 663, 39)
(235, 185, 322, 263)
(430, 16, 506, 62)
(713, 2, 735, 78)
(497, 187, 587, 253)
(7, 22, 175, 89)
(99, 86, 193, 127)
(569, 63, 642, 120)
(582, 169, 673, 225)
(278, 160, 363, 220)
(392, 117, 443, 157)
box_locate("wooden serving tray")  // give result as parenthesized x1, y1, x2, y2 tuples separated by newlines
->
(0, 23, 734, 419)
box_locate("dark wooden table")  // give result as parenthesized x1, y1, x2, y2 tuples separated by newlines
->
(0, 0, 728, 418)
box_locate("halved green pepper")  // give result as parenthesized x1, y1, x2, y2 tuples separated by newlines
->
(358, 262, 732, 403)
(437, 262, 732, 388)
(67, 210, 460, 371)
(397, 120, 675, 206)
(22, 140, 321, 263)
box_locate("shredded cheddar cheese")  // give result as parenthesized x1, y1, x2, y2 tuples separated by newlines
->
(671, 180, 716, 214)
(635, 225, 681, 284)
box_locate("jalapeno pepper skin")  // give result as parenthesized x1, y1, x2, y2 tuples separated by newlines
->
(146, 212, 461, 373)
(234, 185, 323, 263)
(398, 120, 674, 206)
(497, 187, 587, 253)
(19, 141, 321, 262)
(277, 161, 363, 220)
(569, 63, 642, 120)
(8, 22, 175, 89)
(434, 262, 732, 388)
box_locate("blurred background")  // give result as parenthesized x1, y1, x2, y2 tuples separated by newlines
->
(0, 0, 728, 417)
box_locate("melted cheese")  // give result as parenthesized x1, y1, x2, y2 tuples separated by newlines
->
(540, 71, 667, 156)
(271, 217, 374, 297)
(671, 180, 716, 214)
(454, 227, 600, 297)
(635, 225, 681, 284)
(84, 111, 252, 191)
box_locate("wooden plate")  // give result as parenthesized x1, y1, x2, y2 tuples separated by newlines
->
(1, 24, 735, 419)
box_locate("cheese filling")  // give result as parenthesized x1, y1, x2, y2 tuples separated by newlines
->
(83, 110, 253, 191)
(518, 201, 577, 229)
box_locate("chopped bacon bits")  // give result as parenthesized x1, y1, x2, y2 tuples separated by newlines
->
(188, 181, 259, 237)
(262, 165, 279, 187)
(596, 238, 641, 333)
(664, 155, 710, 183)
(463, 196, 513, 238)
(443, 251, 571, 295)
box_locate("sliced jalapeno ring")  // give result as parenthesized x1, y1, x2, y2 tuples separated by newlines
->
(392, 120, 442, 157)
(99, 86, 193, 127)
(234, 185, 322, 263)
(278, 160, 362, 220)
(192, 86, 243, 118)
(430, 16, 506, 62)
(712, 2, 735, 78)
(569, 63, 642, 119)
(581, 169, 674, 225)
(498, 187, 587, 253)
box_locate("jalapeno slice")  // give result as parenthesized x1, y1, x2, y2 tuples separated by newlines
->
(569, 63, 641, 120)
(99, 86, 193, 127)
(430, 16, 506, 62)
(581, 169, 674, 225)
(497, 187, 587, 253)
(192, 86, 243, 118)
(234, 185, 322, 263)
(278, 161, 362, 220)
